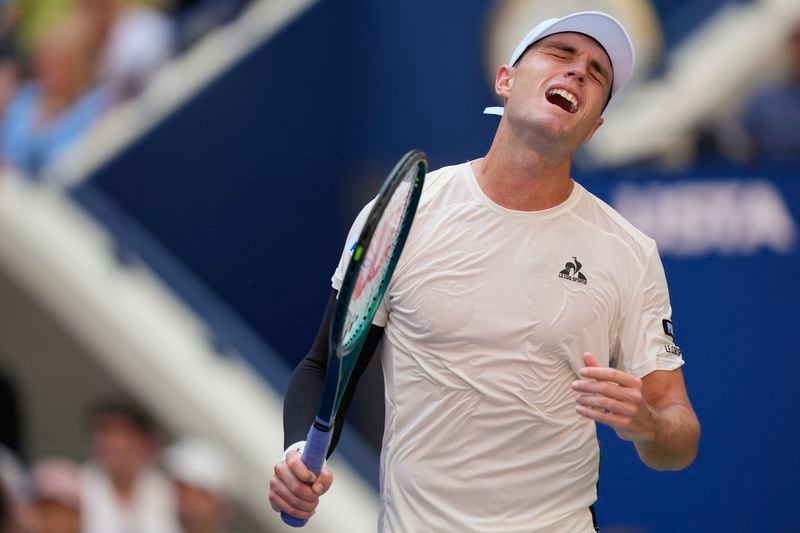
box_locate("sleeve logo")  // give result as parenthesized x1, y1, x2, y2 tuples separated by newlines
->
(662, 319, 674, 340)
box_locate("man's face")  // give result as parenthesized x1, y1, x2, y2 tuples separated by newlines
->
(91, 414, 154, 478)
(76, 0, 118, 44)
(497, 32, 613, 147)
(34, 27, 89, 99)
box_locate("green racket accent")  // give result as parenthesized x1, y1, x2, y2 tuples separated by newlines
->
(281, 150, 426, 528)
(321, 150, 427, 422)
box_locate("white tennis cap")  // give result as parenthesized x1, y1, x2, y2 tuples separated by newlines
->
(164, 437, 236, 497)
(484, 11, 635, 116)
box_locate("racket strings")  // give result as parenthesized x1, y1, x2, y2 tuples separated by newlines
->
(341, 170, 418, 352)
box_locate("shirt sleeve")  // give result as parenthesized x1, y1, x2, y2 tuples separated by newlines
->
(331, 199, 374, 290)
(330, 198, 390, 327)
(615, 246, 685, 378)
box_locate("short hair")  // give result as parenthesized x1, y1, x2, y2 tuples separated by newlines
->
(89, 398, 158, 436)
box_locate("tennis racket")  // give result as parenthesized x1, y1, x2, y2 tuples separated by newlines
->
(281, 149, 427, 527)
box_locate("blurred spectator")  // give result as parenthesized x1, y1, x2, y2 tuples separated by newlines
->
(30, 458, 81, 533)
(14, 0, 70, 57)
(75, 0, 173, 103)
(82, 400, 179, 533)
(0, 14, 107, 177)
(0, 45, 21, 140)
(14, 0, 167, 56)
(0, 11, 22, 126)
(0, 445, 36, 533)
(164, 438, 236, 533)
(739, 24, 800, 165)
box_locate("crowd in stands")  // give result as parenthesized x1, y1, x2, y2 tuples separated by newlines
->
(735, 23, 800, 165)
(0, 399, 239, 533)
(694, 21, 800, 167)
(0, 0, 794, 178)
(0, 0, 252, 179)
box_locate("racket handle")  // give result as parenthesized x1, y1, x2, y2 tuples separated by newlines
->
(281, 418, 333, 527)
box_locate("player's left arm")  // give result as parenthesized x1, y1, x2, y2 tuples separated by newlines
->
(573, 352, 700, 471)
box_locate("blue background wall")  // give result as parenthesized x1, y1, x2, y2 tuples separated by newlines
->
(70, 1, 799, 531)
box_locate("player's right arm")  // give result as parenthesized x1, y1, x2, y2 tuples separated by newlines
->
(269, 288, 384, 518)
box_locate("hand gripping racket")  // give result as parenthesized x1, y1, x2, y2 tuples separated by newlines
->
(281, 150, 427, 527)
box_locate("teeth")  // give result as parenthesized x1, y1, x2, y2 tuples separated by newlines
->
(546, 88, 578, 113)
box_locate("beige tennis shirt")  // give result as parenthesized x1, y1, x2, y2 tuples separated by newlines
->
(332, 162, 684, 532)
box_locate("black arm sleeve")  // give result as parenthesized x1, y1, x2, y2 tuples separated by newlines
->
(283, 288, 384, 457)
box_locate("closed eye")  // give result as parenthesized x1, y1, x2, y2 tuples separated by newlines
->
(541, 42, 611, 87)
(544, 51, 569, 60)
(589, 61, 611, 88)
(543, 45, 574, 59)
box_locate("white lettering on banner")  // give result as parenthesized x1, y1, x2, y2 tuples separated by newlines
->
(611, 181, 797, 256)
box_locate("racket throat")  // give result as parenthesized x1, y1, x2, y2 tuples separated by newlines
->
(313, 417, 333, 432)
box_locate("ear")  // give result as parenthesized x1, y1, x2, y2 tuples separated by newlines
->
(581, 116, 604, 144)
(495, 64, 514, 100)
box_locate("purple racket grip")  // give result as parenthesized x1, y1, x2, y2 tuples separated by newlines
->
(281, 418, 333, 527)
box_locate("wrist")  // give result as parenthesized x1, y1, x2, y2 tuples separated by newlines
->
(638, 404, 659, 443)
(282, 440, 306, 461)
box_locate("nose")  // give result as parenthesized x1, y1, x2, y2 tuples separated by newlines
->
(566, 70, 585, 84)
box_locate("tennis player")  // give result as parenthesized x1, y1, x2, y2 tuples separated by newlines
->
(269, 11, 700, 532)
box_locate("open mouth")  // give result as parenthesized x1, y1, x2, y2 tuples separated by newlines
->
(545, 88, 578, 114)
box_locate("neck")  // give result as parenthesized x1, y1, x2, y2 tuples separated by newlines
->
(110, 471, 138, 503)
(474, 118, 575, 211)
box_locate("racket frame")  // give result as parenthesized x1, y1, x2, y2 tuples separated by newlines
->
(281, 150, 426, 527)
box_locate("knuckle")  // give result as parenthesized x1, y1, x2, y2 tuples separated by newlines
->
(271, 477, 287, 493)
(283, 476, 301, 493)
(293, 495, 316, 511)
(268, 495, 283, 512)
(288, 495, 303, 509)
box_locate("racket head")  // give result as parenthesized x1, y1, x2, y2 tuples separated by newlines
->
(326, 150, 426, 415)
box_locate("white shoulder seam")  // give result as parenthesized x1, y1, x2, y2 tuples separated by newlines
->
(589, 190, 654, 247)
(418, 162, 466, 209)
(573, 187, 657, 268)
